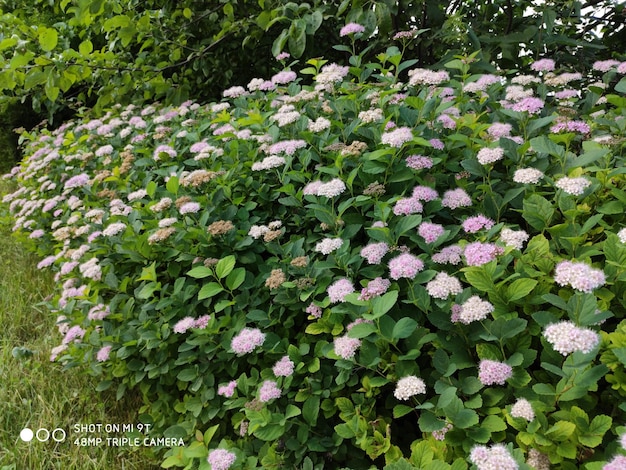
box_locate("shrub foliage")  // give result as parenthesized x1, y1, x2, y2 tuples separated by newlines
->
(4, 40, 626, 469)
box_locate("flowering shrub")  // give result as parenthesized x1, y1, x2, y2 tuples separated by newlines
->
(4, 38, 626, 469)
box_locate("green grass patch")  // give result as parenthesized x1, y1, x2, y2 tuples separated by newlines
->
(0, 180, 160, 470)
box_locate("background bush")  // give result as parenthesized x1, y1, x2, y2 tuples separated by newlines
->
(4, 37, 626, 469)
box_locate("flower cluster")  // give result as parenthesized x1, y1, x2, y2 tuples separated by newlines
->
(426, 272, 463, 299)
(478, 360, 513, 386)
(543, 321, 600, 355)
(231, 328, 266, 355)
(469, 444, 518, 470)
(510, 398, 535, 421)
(554, 260, 605, 293)
(393, 376, 426, 400)
(458, 296, 494, 324)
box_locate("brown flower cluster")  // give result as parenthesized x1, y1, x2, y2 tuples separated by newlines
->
(175, 196, 192, 209)
(363, 181, 386, 197)
(207, 220, 235, 236)
(263, 230, 282, 242)
(119, 151, 135, 175)
(180, 170, 224, 188)
(97, 189, 117, 199)
(148, 227, 176, 244)
(265, 269, 286, 289)
(290, 256, 309, 268)
(92, 170, 112, 183)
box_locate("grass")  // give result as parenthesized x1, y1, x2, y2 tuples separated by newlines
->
(0, 180, 162, 470)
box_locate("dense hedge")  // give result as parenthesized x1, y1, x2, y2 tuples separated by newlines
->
(4, 38, 626, 469)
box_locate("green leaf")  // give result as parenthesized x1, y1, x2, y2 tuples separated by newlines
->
(215, 255, 236, 279)
(523, 194, 554, 231)
(545, 420, 576, 441)
(392, 317, 417, 339)
(187, 266, 213, 279)
(284, 404, 301, 419)
(79, 39, 94, 55)
(418, 411, 445, 432)
(506, 278, 537, 301)
(166, 176, 179, 195)
(198, 282, 224, 300)
(288, 19, 307, 58)
(530, 135, 564, 157)
(462, 263, 497, 295)
(370, 290, 398, 319)
(452, 409, 479, 429)
(303, 396, 320, 426)
(578, 415, 612, 448)
(334, 423, 356, 439)
(38, 27, 58, 51)
(177, 367, 197, 381)
(225, 267, 245, 290)
(347, 322, 377, 339)
(482, 415, 507, 432)
(615, 76, 626, 94)
(393, 405, 414, 418)
(253, 423, 284, 441)
(384, 458, 419, 470)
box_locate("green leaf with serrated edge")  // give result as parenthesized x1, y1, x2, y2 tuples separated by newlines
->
(198, 282, 224, 300)
(507, 278, 537, 301)
(418, 411, 445, 432)
(545, 420, 576, 440)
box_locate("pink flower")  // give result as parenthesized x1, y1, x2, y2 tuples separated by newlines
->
(510, 398, 535, 421)
(63, 325, 86, 344)
(218, 380, 237, 397)
(511, 97, 544, 114)
(358, 277, 391, 301)
(394, 376, 426, 400)
(432, 245, 463, 265)
(360, 242, 389, 264)
(462, 215, 495, 233)
(406, 155, 434, 170)
(389, 253, 424, 280)
(63, 173, 90, 189)
(231, 327, 266, 355)
(259, 380, 281, 402)
(393, 197, 423, 215)
(441, 188, 472, 209)
(173, 316, 195, 333)
(554, 260, 605, 292)
(327, 278, 355, 303)
(426, 272, 463, 300)
(470, 444, 518, 470)
(458, 296, 494, 324)
(412, 186, 438, 201)
(306, 303, 322, 318)
(477, 147, 505, 165)
(333, 335, 361, 359)
(194, 315, 211, 329)
(272, 356, 295, 377)
(603, 455, 626, 470)
(96, 345, 112, 362)
(464, 242, 503, 266)
(544, 321, 600, 355)
(179, 202, 201, 214)
(478, 360, 513, 386)
(207, 449, 236, 470)
(381, 127, 413, 147)
(418, 222, 445, 243)
(271, 70, 297, 84)
(153, 145, 177, 160)
(530, 58, 555, 72)
(340, 23, 365, 36)
(487, 123, 512, 139)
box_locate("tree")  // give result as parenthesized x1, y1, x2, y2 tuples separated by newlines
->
(0, 0, 624, 122)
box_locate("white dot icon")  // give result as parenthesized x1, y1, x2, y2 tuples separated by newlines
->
(20, 428, 34, 442)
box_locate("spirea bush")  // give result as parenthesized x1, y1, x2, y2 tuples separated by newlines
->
(4, 38, 626, 469)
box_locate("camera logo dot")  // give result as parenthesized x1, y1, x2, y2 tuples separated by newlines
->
(20, 428, 34, 442)
(20, 427, 66, 442)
